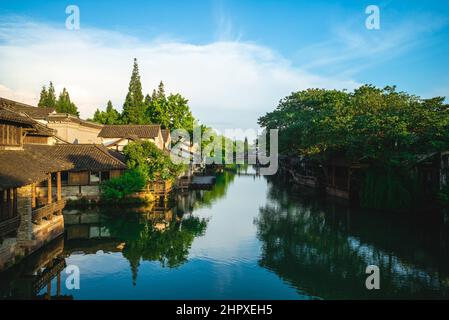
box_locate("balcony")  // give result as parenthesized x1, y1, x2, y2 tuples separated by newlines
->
(32, 199, 66, 224)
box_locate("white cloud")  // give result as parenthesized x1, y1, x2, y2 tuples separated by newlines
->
(296, 12, 448, 77)
(0, 17, 358, 130)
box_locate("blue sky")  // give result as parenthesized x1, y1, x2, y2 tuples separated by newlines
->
(0, 0, 448, 130)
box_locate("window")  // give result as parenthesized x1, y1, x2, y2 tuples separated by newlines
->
(101, 171, 110, 182)
(90, 172, 101, 184)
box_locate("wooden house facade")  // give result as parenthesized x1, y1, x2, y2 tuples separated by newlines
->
(0, 104, 73, 271)
(24, 144, 127, 200)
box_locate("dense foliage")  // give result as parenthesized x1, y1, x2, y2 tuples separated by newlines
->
(100, 168, 147, 202)
(38, 81, 57, 108)
(258, 85, 449, 167)
(38, 82, 80, 116)
(123, 140, 185, 182)
(259, 85, 449, 210)
(92, 59, 195, 131)
(93, 100, 121, 124)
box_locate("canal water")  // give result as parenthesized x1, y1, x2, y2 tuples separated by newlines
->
(1, 166, 449, 299)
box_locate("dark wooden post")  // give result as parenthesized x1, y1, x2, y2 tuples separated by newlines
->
(7, 189, 12, 218)
(47, 173, 52, 204)
(13, 188, 17, 217)
(31, 183, 36, 208)
(56, 172, 61, 201)
(46, 279, 52, 300)
(57, 272, 61, 296)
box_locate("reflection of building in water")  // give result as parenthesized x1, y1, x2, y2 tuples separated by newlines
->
(64, 210, 111, 240)
(0, 236, 72, 300)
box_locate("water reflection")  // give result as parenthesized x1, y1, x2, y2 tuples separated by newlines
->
(0, 236, 71, 300)
(3, 168, 449, 299)
(0, 171, 237, 298)
(256, 174, 449, 299)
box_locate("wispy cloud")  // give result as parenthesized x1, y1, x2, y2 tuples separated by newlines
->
(296, 11, 448, 77)
(212, 0, 242, 42)
(0, 16, 358, 130)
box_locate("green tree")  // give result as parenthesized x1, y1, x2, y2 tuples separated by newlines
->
(123, 140, 185, 182)
(55, 87, 79, 116)
(146, 84, 170, 128)
(146, 81, 195, 131)
(258, 85, 449, 166)
(93, 100, 121, 124)
(38, 82, 57, 108)
(38, 86, 48, 108)
(258, 85, 449, 210)
(122, 58, 147, 124)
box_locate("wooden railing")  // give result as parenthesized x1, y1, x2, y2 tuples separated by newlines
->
(33, 257, 66, 295)
(0, 215, 21, 239)
(148, 180, 173, 195)
(32, 199, 66, 224)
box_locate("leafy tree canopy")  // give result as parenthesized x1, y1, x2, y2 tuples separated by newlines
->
(123, 140, 185, 182)
(93, 100, 121, 124)
(258, 85, 449, 167)
(38, 82, 79, 116)
(55, 87, 80, 116)
(38, 81, 57, 108)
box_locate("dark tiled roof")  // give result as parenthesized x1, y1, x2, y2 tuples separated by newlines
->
(107, 149, 127, 164)
(0, 100, 56, 136)
(161, 129, 170, 143)
(0, 149, 73, 189)
(25, 144, 127, 172)
(98, 125, 161, 139)
(0, 106, 37, 126)
(0, 97, 55, 119)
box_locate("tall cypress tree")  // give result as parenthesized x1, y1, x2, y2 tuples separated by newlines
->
(156, 81, 165, 100)
(38, 82, 57, 108)
(56, 87, 79, 116)
(122, 58, 146, 124)
(47, 82, 57, 108)
(38, 86, 48, 107)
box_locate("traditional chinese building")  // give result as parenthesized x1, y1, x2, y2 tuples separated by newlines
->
(0, 104, 73, 271)
(99, 124, 164, 151)
(24, 144, 127, 200)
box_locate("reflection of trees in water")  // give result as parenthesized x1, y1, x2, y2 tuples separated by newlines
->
(102, 170, 239, 284)
(102, 211, 207, 285)
(192, 171, 236, 209)
(255, 175, 449, 299)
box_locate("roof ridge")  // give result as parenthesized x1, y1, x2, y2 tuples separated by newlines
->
(102, 124, 160, 126)
(94, 144, 127, 166)
(0, 96, 36, 109)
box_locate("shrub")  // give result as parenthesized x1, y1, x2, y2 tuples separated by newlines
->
(100, 168, 147, 202)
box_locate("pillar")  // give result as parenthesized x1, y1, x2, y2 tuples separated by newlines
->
(47, 173, 52, 204)
(56, 172, 61, 201)
(46, 279, 52, 300)
(31, 183, 36, 208)
(16, 185, 33, 243)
